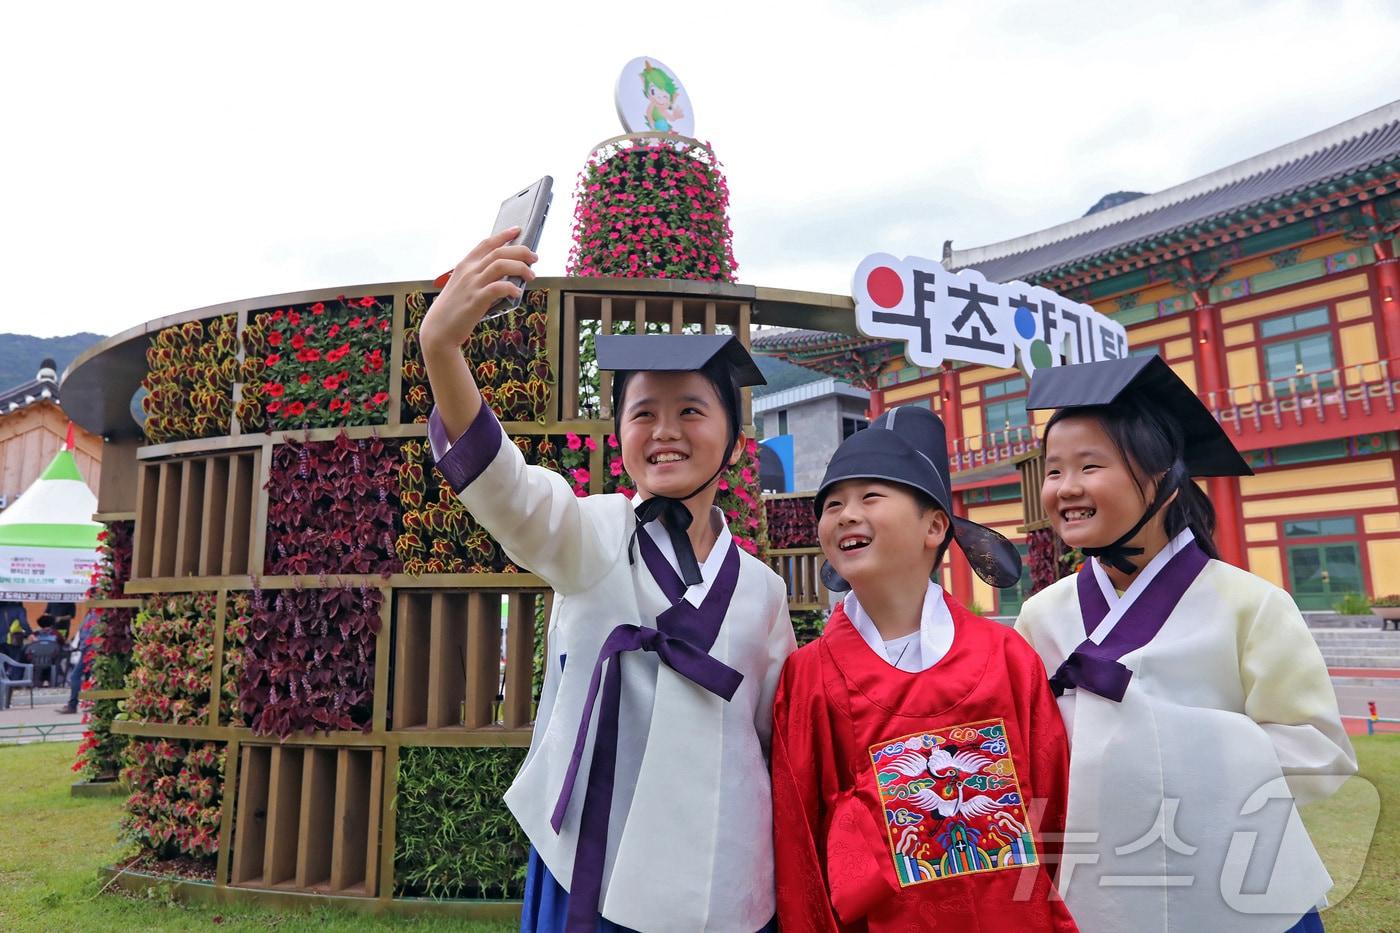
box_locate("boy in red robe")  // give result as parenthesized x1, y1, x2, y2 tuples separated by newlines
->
(772, 405, 1077, 931)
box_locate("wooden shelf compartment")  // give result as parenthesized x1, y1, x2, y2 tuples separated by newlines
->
(132, 450, 259, 579)
(230, 744, 382, 896)
(559, 290, 752, 422)
(391, 589, 546, 731)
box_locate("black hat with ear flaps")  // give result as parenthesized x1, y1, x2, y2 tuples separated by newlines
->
(816, 405, 1023, 590)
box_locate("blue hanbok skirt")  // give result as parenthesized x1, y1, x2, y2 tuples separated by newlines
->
(521, 847, 777, 933)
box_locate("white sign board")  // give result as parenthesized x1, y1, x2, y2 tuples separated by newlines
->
(852, 254, 1128, 378)
(615, 56, 694, 138)
(0, 545, 98, 600)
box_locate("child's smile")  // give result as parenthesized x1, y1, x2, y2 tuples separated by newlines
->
(1042, 415, 1154, 551)
(620, 371, 738, 500)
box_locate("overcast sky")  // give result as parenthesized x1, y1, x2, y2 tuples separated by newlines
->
(4, 0, 1399, 339)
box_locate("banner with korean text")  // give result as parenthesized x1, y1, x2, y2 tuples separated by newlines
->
(853, 254, 1128, 378)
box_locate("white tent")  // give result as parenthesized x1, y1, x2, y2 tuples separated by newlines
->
(0, 446, 100, 600)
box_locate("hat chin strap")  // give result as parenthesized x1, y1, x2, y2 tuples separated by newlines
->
(627, 425, 738, 587)
(1080, 462, 1186, 576)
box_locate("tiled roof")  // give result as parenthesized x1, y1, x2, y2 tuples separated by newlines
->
(0, 370, 59, 416)
(751, 327, 889, 353)
(949, 101, 1400, 282)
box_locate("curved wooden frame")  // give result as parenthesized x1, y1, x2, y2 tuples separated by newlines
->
(70, 273, 849, 912)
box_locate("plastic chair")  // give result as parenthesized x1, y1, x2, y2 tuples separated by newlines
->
(23, 640, 64, 691)
(0, 653, 35, 710)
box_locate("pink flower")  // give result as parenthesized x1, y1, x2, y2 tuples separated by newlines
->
(609, 459, 623, 477)
(717, 478, 729, 491)
(607, 434, 619, 449)
(566, 433, 582, 451)
(740, 467, 754, 484)
(619, 487, 636, 500)
(584, 436, 597, 452)
(571, 467, 590, 486)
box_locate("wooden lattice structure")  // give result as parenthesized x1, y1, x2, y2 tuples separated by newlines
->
(64, 275, 845, 916)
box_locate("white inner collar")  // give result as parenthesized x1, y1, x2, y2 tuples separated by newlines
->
(643, 506, 733, 607)
(1087, 527, 1197, 644)
(843, 580, 955, 673)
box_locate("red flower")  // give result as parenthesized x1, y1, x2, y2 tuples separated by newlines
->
(267, 331, 283, 347)
(298, 373, 312, 385)
(290, 333, 306, 350)
(371, 391, 389, 407)
(266, 400, 282, 414)
(296, 347, 321, 363)
(348, 317, 362, 328)
(266, 383, 285, 397)
(326, 343, 351, 364)
(288, 310, 301, 326)
(358, 296, 376, 308)
(327, 324, 340, 339)
(264, 353, 281, 366)
(285, 401, 305, 416)
(322, 374, 343, 391)
(311, 301, 326, 315)
(363, 348, 384, 372)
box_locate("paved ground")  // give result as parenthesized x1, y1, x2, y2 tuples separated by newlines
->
(0, 687, 85, 745)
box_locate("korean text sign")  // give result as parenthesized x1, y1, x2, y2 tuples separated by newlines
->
(853, 254, 1128, 378)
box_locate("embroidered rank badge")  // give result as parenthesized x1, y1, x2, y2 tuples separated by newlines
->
(868, 718, 1038, 885)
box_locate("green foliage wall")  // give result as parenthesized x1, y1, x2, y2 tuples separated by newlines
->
(393, 746, 530, 900)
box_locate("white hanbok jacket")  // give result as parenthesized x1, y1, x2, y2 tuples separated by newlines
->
(431, 406, 795, 932)
(1015, 533, 1357, 933)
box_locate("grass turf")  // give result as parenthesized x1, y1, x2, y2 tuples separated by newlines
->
(1, 736, 1396, 931)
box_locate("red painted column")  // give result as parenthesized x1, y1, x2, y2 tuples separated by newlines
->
(938, 367, 976, 605)
(1192, 295, 1246, 567)
(1372, 242, 1400, 365)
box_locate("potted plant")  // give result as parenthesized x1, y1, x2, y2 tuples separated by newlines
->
(1370, 594, 1400, 630)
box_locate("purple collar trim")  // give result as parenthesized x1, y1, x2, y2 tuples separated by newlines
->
(551, 531, 743, 931)
(1050, 541, 1209, 702)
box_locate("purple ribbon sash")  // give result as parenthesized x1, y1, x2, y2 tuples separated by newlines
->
(552, 529, 744, 932)
(1049, 540, 1209, 702)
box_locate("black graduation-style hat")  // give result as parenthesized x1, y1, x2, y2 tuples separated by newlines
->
(1025, 355, 1252, 477)
(594, 334, 766, 587)
(816, 405, 1023, 589)
(595, 334, 766, 387)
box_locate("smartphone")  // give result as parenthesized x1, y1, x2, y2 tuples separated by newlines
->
(434, 176, 553, 319)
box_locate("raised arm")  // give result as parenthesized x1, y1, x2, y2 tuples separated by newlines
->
(419, 227, 537, 440)
(419, 231, 616, 594)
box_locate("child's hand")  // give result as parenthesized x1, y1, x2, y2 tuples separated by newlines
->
(420, 228, 538, 356)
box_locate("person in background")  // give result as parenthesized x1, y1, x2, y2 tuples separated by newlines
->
(60, 610, 98, 714)
(1, 600, 29, 661)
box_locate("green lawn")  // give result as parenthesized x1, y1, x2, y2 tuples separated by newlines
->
(1, 737, 1396, 931)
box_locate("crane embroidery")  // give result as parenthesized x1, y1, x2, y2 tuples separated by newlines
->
(869, 718, 1039, 885)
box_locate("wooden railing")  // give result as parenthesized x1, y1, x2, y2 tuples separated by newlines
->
(765, 546, 828, 611)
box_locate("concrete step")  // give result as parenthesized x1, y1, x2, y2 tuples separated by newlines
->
(1303, 614, 1388, 629)
(1317, 655, 1400, 669)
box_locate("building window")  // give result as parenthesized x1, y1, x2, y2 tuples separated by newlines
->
(777, 409, 788, 435)
(983, 377, 1027, 399)
(1130, 343, 1162, 359)
(985, 398, 1029, 431)
(983, 376, 1029, 432)
(1284, 516, 1358, 538)
(1259, 306, 1329, 339)
(1264, 333, 1335, 394)
(988, 483, 1021, 502)
(841, 416, 867, 439)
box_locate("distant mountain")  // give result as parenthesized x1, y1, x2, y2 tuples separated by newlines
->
(0, 333, 106, 392)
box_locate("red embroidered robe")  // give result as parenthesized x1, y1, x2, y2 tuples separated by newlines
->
(772, 597, 1077, 932)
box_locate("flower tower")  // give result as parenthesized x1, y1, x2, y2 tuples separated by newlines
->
(564, 60, 765, 554)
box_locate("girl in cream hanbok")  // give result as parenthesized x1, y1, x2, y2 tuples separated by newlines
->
(420, 229, 794, 932)
(1015, 356, 1356, 933)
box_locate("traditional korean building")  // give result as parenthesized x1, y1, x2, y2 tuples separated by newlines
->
(0, 358, 102, 508)
(757, 101, 1400, 615)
